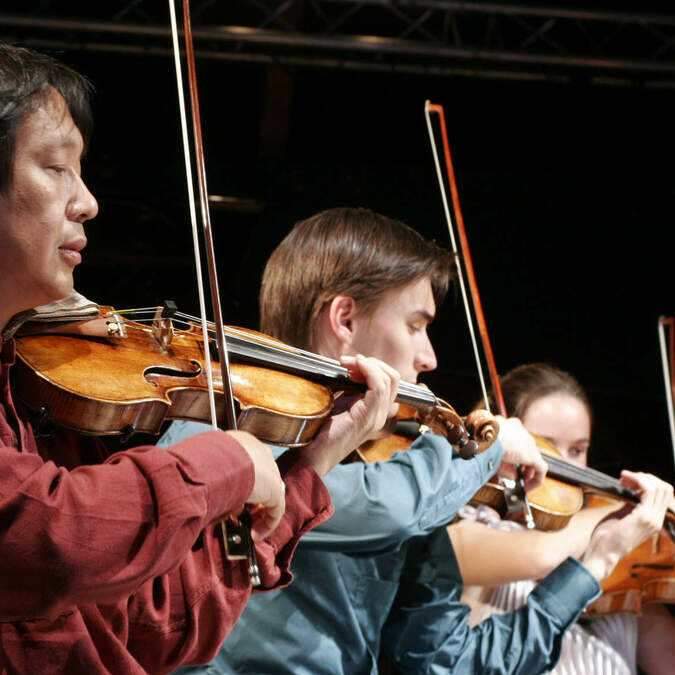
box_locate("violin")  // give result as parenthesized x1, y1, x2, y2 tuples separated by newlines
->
(13, 305, 497, 457)
(357, 417, 675, 536)
(584, 492, 675, 616)
(471, 439, 585, 531)
(471, 436, 669, 531)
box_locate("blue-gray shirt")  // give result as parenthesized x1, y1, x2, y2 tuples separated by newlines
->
(163, 421, 600, 675)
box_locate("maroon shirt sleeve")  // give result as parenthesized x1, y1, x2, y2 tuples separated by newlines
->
(123, 449, 333, 673)
(2, 336, 261, 622)
(0, 416, 254, 619)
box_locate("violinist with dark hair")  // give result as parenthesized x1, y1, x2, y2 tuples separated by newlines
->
(0, 43, 401, 674)
(166, 207, 670, 675)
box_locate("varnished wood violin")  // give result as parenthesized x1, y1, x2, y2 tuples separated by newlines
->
(13, 305, 498, 457)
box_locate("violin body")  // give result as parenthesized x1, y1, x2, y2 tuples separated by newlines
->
(586, 529, 675, 616)
(14, 306, 490, 458)
(583, 494, 675, 616)
(471, 477, 584, 532)
(14, 308, 334, 447)
(470, 438, 585, 531)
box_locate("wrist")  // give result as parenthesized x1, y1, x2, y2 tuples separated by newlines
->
(581, 546, 621, 582)
(301, 438, 338, 477)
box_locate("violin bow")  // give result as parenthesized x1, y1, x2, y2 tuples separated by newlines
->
(424, 101, 536, 529)
(168, 0, 260, 584)
(657, 316, 675, 471)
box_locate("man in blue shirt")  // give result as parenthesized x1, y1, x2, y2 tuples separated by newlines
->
(169, 207, 667, 674)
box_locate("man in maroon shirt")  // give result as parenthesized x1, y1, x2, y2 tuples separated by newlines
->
(0, 44, 399, 673)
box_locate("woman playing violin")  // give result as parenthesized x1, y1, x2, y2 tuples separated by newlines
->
(168, 207, 667, 675)
(449, 362, 675, 674)
(0, 44, 400, 674)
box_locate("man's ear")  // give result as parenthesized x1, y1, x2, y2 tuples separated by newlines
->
(326, 295, 357, 347)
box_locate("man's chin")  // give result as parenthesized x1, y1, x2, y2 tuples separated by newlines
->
(37, 278, 74, 308)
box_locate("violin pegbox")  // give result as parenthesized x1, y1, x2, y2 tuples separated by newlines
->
(432, 397, 480, 460)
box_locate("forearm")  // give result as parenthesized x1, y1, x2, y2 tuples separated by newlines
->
(160, 423, 504, 554)
(449, 502, 622, 586)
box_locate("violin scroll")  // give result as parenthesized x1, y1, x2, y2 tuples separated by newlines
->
(352, 402, 500, 464)
(425, 401, 499, 459)
(465, 409, 499, 443)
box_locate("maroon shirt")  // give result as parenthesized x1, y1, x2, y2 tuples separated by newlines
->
(0, 336, 333, 674)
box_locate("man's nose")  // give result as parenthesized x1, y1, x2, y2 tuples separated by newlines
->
(415, 334, 438, 373)
(69, 174, 99, 223)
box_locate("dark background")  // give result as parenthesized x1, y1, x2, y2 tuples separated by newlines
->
(5, 5, 675, 484)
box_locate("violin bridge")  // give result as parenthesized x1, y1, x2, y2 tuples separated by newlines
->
(152, 301, 177, 351)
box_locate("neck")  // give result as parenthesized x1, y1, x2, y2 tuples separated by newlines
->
(313, 328, 345, 361)
(0, 283, 37, 338)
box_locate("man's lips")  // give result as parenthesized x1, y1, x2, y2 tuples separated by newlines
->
(59, 236, 87, 265)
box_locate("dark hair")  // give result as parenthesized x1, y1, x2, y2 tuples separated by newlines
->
(260, 207, 454, 350)
(0, 43, 93, 191)
(488, 362, 593, 427)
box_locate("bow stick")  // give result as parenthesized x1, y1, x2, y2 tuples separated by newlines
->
(658, 316, 675, 471)
(424, 101, 536, 529)
(168, 0, 260, 584)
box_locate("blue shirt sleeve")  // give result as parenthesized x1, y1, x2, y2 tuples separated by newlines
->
(160, 421, 503, 554)
(306, 432, 503, 552)
(383, 528, 602, 674)
(157, 420, 213, 448)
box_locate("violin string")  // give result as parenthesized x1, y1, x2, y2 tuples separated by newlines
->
(544, 455, 614, 485)
(172, 311, 345, 367)
(170, 311, 437, 405)
(109, 309, 438, 408)
(544, 454, 637, 500)
(112, 307, 157, 316)
(109, 307, 644, 504)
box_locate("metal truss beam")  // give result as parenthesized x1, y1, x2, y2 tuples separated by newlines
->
(1, 1, 675, 87)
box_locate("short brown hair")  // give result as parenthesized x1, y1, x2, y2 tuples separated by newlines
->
(260, 207, 454, 350)
(494, 363, 593, 427)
